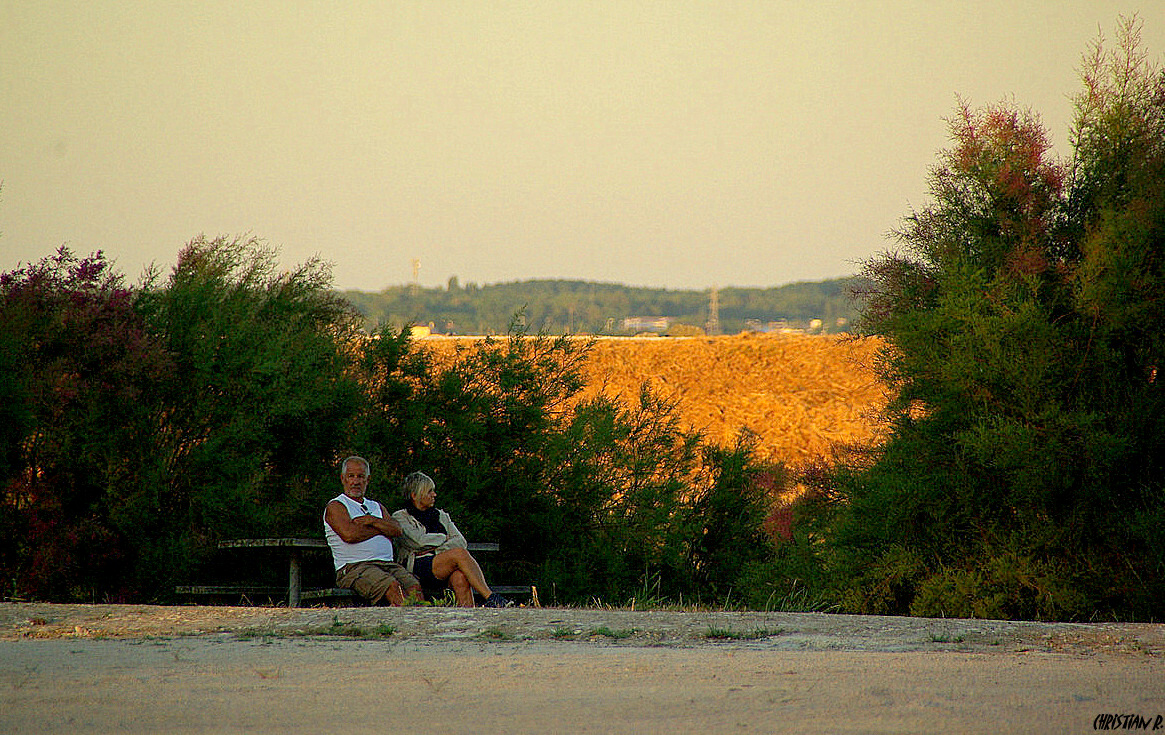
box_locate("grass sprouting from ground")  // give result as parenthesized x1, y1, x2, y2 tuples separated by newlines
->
(761, 580, 841, 614)
(587, 626, 636, 640)
(235, 616, 396, 641)
(704, 627, 784, 641)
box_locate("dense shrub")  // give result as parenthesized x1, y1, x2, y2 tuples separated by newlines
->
(1, 240, 783, 604)
(0, 249, 171, 600)
(803, 17, 1165, 621)
(130, 236, 368, 591)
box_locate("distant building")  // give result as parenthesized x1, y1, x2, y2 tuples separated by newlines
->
(744, 318, 795, 333)
(621, 316, 673, 333)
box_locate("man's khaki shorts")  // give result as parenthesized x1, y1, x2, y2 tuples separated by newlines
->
(335, 561, 420, 605)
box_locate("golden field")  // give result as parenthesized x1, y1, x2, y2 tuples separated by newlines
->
(417, 332, 889, 467)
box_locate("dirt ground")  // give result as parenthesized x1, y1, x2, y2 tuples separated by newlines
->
(2, 602, 1164, 733)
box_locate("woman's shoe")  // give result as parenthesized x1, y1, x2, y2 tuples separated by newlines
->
(482, 592, 514, 608)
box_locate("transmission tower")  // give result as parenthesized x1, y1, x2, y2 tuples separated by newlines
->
(411, 258, 420, 297)
(706, 286, 721, 335)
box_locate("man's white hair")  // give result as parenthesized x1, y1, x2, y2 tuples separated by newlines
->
(340, 456, 370, 477)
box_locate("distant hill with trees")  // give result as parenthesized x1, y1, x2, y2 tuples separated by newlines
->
(339, 277, 859, 336)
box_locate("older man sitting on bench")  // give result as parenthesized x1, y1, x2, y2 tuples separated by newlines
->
(323, 456, 423, 606)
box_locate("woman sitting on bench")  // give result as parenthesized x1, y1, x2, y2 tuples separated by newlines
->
(391, 471, 512, 608)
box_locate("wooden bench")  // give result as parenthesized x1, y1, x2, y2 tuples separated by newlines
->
(295, 540, 534, 606)
(177, 538, 532, 607)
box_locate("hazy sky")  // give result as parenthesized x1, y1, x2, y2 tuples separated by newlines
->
(2, 2, 1162, 291)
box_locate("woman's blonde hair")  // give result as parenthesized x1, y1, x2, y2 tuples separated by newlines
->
(401, 470, 435, 501)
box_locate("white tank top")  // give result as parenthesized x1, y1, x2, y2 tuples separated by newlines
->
(323, 494, 395, 570)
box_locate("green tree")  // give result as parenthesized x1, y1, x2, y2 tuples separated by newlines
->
(133, 236, 366, 583)
(822, 16, 1165, 620)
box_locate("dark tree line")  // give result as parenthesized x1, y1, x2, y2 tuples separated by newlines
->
(340, 277, 857, 336)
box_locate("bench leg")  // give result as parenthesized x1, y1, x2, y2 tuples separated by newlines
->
(289, 550, 302, 608)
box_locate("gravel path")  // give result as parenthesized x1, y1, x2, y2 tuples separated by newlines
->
(3, 602, 1164, 654)
(2, 603, 1163, 733)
